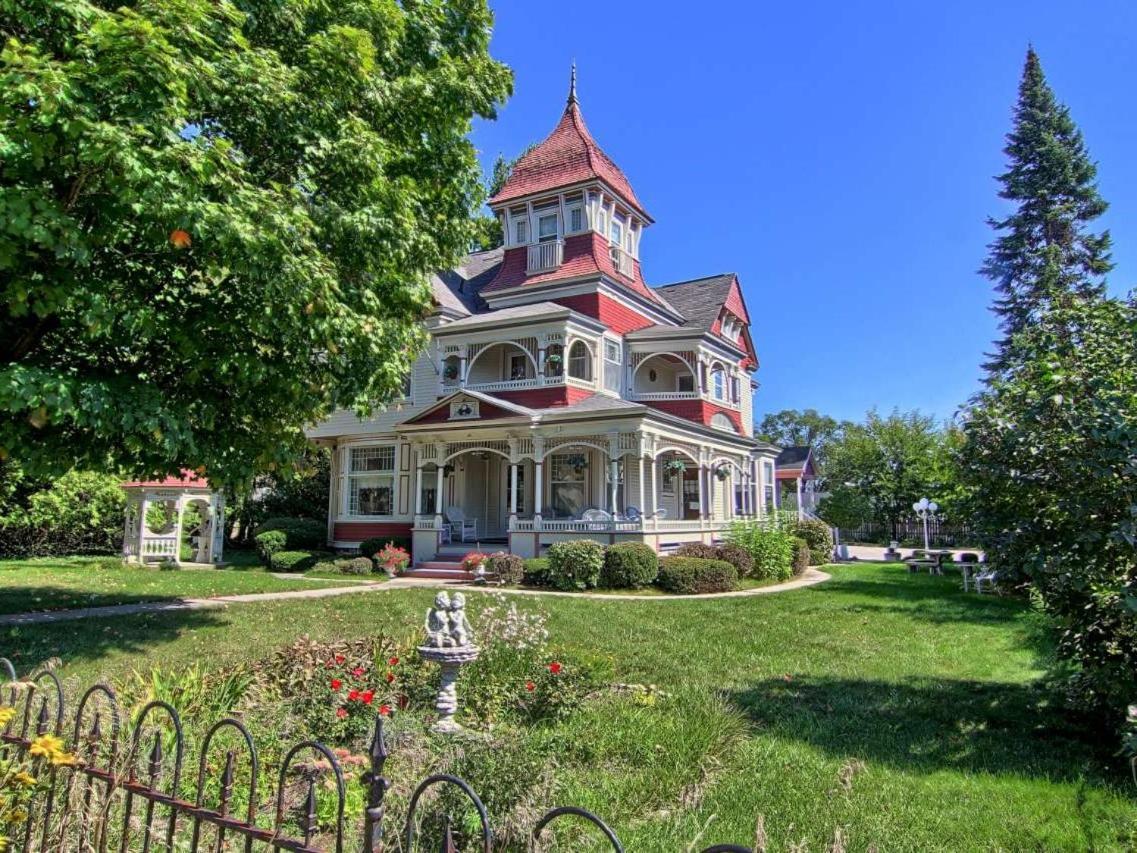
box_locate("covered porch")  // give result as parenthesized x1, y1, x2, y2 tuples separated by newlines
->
(406, 428, 762, 563)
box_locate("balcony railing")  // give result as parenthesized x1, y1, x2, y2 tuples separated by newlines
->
(628, 390, 700, 401)
(527, 240, 563, 274)
(610, 245, 634, 277)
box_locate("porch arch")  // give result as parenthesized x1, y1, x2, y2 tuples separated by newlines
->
(631, 352, 696, 379)
(465, 341, 538, 378)
(539, 440, 609, 462)
(442, 446, 512, 465)
(652, 445, 700, 463)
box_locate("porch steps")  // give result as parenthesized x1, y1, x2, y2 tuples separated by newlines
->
(404, 560, 477, 581)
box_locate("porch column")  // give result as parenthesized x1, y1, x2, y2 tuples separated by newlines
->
(138, 493, 151, 561)
(458, 356, 468, 388)
(650, 459, 659, 529)
(173, 496, 185, 565)
(609, 459, 619, 514)
(415, 464, 425, 515)
(509, 462, 519, 528)
(434, 463, 445, 526)
(532, 436, 545, 530)
(699, 464, 708, 527)
(537, 346, 546, 386)
(637, 456, 645, 518)
(796, 476, 804, 521)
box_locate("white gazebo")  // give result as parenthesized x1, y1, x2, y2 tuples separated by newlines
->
(121, 471, 225, 565)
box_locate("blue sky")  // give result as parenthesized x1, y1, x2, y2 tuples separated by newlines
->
(470, 1, 1137, 425)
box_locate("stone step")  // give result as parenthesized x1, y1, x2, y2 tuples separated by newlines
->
(403, 568, 476, 581)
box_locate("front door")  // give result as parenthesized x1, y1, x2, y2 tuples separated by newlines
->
(682, 469, 701, 520)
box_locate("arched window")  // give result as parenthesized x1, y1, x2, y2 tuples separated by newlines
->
(568, 341, 592, 380)
(545, 343, 564, 377)
(711, 364, 725, 401)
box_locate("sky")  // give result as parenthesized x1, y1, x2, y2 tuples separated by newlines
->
(469, 0, 1137, 425)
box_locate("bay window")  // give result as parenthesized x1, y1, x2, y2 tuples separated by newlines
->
(348, 446, 395, 516)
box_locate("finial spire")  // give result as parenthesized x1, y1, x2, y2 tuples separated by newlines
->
(567, 62, 577, 106)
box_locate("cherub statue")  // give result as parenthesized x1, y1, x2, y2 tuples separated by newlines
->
(425, 592, 452, 647)
(448, 592, 475, 647)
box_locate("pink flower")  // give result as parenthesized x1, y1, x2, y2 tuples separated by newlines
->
(336, 708, 347, 719)
(525, 681, 536, 692)
(388, 656, 399, 666)
(352, 667, 365, 678)
(379, 704, 392, 716)
(334, 654, 345, 664)
(548, 662, 562, 675)
(330, 678, 342, 690)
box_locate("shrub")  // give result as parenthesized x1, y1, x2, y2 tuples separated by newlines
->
(254, 529, 287, 562)
(522, 558, 550, 586)
(337, 557, 374, 575)
(487, 552, 524, 586)
(546, 540, 605, 590)
(254, 517, 327, 550)
(269, 550, 327, 573)
(601, 542, 658, 589)
(658, 557, 738, 594)
(0, 468, 125, 558)
(793, 519, 834, 564)
(726, 520, 794, 581)
(712, 543, 754, 578)
(791, 537, 810, 575)
(673, 542, 718, 561)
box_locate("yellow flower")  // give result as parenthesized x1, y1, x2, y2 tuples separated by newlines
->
(7, 809, 26, 824)
(0, 834, 10, 851)
(28, 734, 64, 761)
(49, 751, 77, 767)
(0, 708, 14, 727)
(11, 773, 34, 788)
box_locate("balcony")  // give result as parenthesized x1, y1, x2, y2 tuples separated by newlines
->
(527, 240, 563, 274)
(627, 390, 700, 402)
(610, 245, 634, 277)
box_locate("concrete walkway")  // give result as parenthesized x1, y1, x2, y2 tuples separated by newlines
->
(0, 568, 832, 626)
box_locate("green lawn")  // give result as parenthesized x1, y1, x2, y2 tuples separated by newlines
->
(0, 556, 360, 615)
(5, 563, 1135, 850)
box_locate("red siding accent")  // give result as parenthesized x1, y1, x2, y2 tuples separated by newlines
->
(644, 400, 744, 433)
(333, 522, 412, 544)
(493, 386, 593, 408)
(404, 399, 518, 425)
(553, 292, 655, 334)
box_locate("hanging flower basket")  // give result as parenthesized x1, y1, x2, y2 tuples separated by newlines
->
(565, 453, 589, 473)
(442, 363, 459, 380)
(664, 458, 687, 476)
(714, 465, 731, 481)
(442, 464, 455, 479)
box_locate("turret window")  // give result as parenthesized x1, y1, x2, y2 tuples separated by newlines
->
(711, 364, 726, 401)
(568, 205, 583, 233)
(568, 341, 592, 380)
(513, 218, 529, 244)
(538, 212, 559, 242)
(610, 217, 624, 247)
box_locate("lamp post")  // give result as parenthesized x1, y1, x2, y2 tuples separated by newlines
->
(912, 497, 938, 552)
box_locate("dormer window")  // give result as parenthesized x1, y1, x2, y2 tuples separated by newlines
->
(610, 216, 624, 247)
(513, 218, 529, 244)
(568, 205, 583, 233)
(538, 212, 559, 243)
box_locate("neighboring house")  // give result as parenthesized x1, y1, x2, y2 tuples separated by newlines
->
(775, 446, 820, 519)
(307, 76, 781, 565)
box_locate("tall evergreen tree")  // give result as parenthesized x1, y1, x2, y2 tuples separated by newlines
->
(981, 47, 1112, 372)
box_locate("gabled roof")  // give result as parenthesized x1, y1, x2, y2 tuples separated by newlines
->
(489, 81, 648, 219)
(775, 446, 813, 471)
(652, 272, 759, 366)
(430, 247, 503, 317)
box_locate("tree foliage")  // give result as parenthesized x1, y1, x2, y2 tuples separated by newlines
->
(963, 49, 1134, 730)
(0, 0, 512, 485)
(981, 47, 1112, 372)
(819, 409, 957, 537)
(756, 408, 848, 478)
(0, 464, 124, 556)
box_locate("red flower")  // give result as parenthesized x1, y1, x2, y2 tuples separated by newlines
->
(525, 681, 536, 692)
(330, 678, 342, 690)
(334, 654, 345, 664)
(361, 690, 375, 705)
(388, 656, 399, 666)
(348, 689, 361, 701)
(379, 704, 391, 716)
(336, 708, 347, 719)
(169, 229, 192, 249)
(385, 672, 395, 683)
(548, 662, 562, 675)
(352, 667, 365, 678)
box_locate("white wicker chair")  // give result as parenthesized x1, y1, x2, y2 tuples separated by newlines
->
(444, 508, 477, 542)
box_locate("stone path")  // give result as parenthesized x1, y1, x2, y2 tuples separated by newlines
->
(0, 568, 832, 626)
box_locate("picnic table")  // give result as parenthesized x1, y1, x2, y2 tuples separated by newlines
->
(906, 549, 954, 575)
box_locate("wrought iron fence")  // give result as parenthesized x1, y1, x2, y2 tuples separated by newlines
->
(0, 659, 755, 851)
(839, 518, 977, 548)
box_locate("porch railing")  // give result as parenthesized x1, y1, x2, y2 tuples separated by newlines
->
(511, 518, 723, 534)
(140, 536, 178, 558)
(609, 245, 634, 277)
(0, 658, 757, 852)
(527, 240, 563, 274)
(627, 390, 700, 401)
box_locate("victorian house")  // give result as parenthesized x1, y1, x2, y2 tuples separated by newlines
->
(308, 76, 782, 569)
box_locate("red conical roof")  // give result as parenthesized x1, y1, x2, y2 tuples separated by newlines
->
(490, 86, 649, 219)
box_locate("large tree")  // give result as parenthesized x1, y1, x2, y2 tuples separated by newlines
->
(0, 0, 512, 485)
(819, 409, 956, 537)
(962, 48, 1135, 728)
(981, 47, 1112, 372)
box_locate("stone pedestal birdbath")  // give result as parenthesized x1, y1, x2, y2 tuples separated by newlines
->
(418, 591, 480, 734)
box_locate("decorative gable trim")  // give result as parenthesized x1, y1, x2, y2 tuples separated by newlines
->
(396, 390, 533, 429)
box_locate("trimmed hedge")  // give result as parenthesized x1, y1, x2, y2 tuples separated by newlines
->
(546, 540, 605, 590)
(522, 558, 550, 586)
(791, 537, 811, 575)
(487, 552, 524, 585)
(255, 529, 287, 562)
(601, 542, 659, 589)
(674, 542, 754, 578)
(254, 517, 326, 550)
(658, 557, 738, 594)
(338, 557, 375, 575)
(269, 550, 328, 573)
(792, 519, 833, 565)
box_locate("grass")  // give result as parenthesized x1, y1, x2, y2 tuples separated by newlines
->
(0, 556, 362, 615)
(4, 562, 1135, 850)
